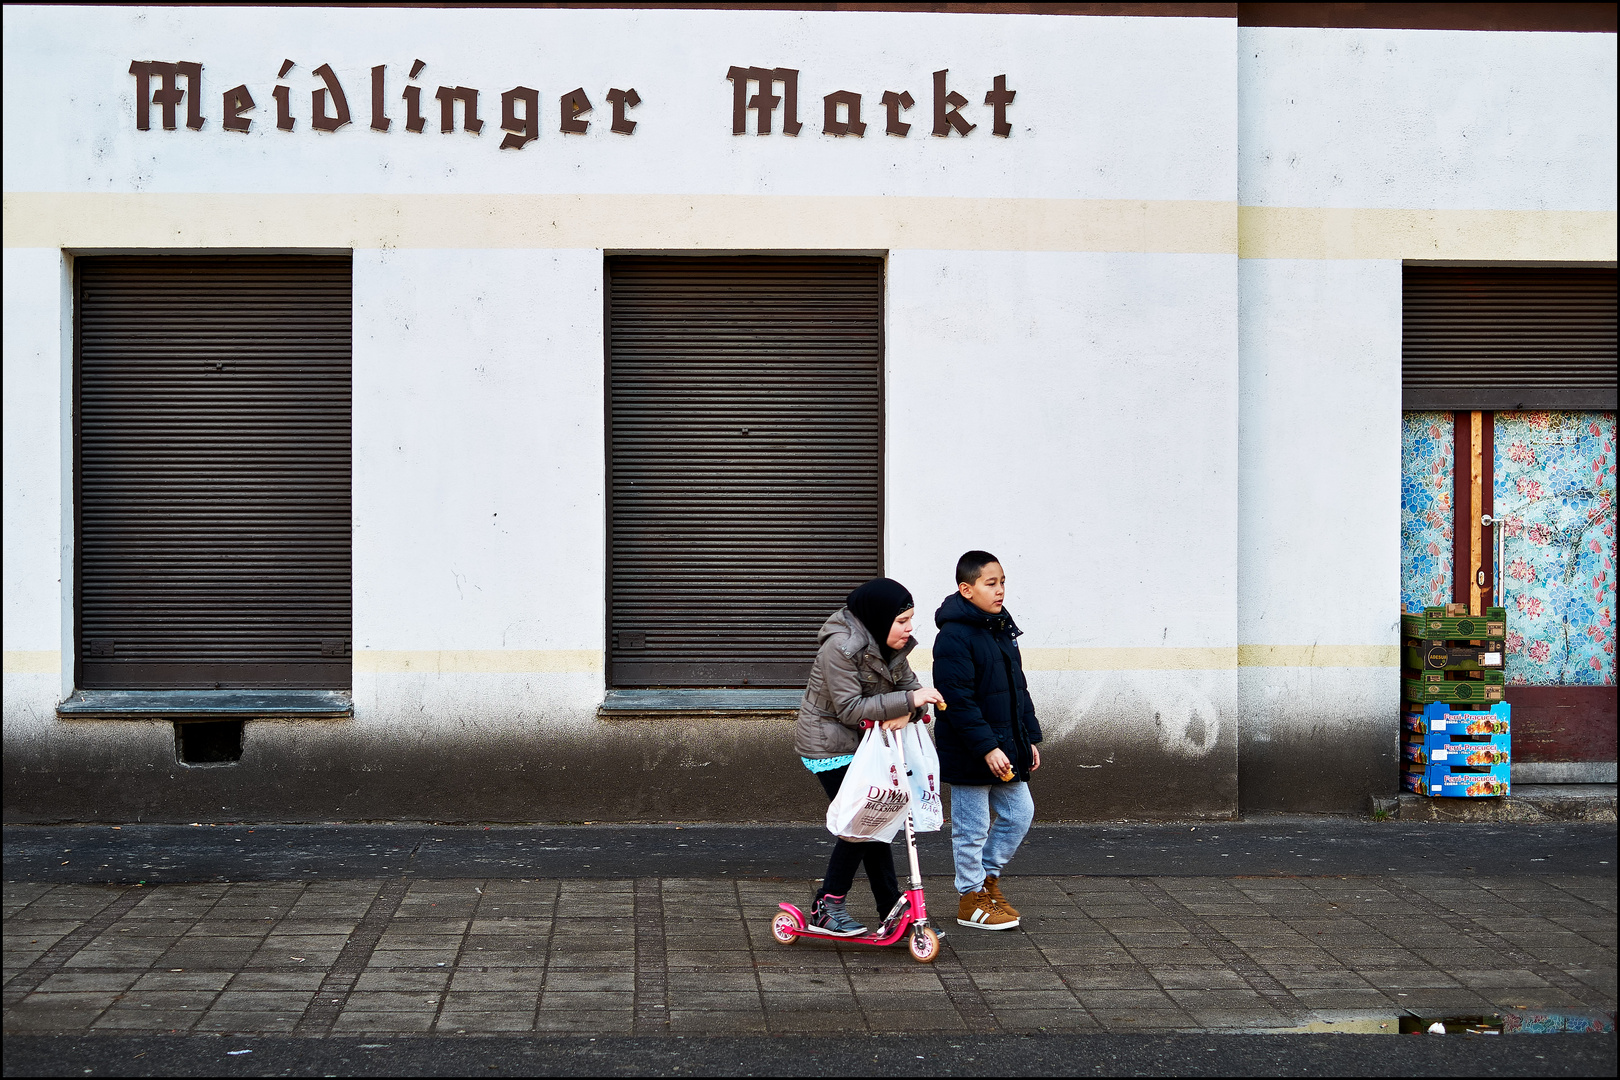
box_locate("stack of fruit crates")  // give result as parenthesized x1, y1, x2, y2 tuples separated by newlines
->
(1403, 702, 1511, 796)
(1401, 604, 1511, 798)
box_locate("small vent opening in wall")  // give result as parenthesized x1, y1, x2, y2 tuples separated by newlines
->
(176, 720, 244, 766)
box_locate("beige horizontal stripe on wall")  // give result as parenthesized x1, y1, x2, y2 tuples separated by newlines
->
(2, 651, 60, 674)
(1240, 206, 1617, 261)
(988, 647, 1239, 670)
(2, 645, 1401, 676)
(9, 194, 1609, 260)
(354, 646, 1396, 674)
(1235, 644, 1399, 668)
(353, 649, 603, 674)
(904, 645, 1396, 670)
(3, 193, 1235, 254)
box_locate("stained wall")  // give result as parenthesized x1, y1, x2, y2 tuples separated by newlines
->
(1235, 24, 1617, 810)
(4, 7, 1613, 821)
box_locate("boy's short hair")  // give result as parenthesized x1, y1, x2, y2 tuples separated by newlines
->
(955, 550, 1001, 586)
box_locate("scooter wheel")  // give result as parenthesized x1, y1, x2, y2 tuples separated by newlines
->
(771, 911, 801, 946)
(908, 926, 940, 964)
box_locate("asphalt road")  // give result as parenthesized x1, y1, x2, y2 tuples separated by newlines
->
(4, 1033, 1615, 1077)
(5, 820, 1615, 884)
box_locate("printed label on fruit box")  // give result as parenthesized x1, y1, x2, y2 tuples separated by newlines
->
(1442, 775, 1510, 797)
(1455, 745, 1509, 765)
(1405, 703, 1511, 737)
(1405, 743, 1509, 766)
(1403, 770, 1511, 797)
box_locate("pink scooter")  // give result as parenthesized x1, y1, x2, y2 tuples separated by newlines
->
(770, 709, 942, 964)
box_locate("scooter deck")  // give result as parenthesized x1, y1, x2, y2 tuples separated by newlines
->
(776, 901, 923, 948)
(785, 926, 907, 946)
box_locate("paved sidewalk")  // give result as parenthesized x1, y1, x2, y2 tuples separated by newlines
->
(5, 861, 1614, 1038)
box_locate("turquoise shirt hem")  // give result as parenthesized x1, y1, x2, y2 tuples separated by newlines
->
(802, 754, 855, 774)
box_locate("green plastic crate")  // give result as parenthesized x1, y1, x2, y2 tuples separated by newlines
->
(1402, 608, 1507, 642)
(1403, 645, 1506, 673)
(1405, 677, 1506, 705)
(1406, 668, 1506, 684)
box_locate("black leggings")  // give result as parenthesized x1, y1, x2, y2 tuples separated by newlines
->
(815, 765, 901, 917)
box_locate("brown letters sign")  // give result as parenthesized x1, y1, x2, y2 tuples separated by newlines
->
(129, 60, 1016, 144)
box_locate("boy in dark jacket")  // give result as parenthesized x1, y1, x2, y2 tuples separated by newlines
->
(932, 550, 1042, 930)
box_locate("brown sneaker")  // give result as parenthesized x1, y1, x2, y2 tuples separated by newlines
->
(956, 889, 1020, 930)
(983, 876, 1020, 919)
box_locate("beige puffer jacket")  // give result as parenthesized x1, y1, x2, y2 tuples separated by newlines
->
(795, 606, 922, 759)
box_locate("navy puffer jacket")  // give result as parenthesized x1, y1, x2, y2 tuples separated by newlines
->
(931, 592, 1043, 786)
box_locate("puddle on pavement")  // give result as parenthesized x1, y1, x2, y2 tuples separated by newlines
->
(1396, 1015, 1504, 1035)
(1262, 1011, 1613, 1035)
(1260, 1014, 1499, 1035)
(1265, 1017, 1399, 1034)
(1258, 1014, 1501, 1035)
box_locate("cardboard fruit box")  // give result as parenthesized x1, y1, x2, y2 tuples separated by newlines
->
(1407, 669, 1507, 685)
(1403, 644, 1505, 671)
(1402, 761, 1510, 798)
(1403, 703, 1510, 738)
(1401, 607, 1507, 642)
(1404, 677, 1505, 705)
(1403, 731, 1510, 767)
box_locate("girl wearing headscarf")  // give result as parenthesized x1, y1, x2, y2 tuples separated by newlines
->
(793, 578, 947, 936)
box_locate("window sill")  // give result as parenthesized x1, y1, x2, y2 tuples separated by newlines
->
(56, 689, 352, 719)
(597, 689, 800, 721)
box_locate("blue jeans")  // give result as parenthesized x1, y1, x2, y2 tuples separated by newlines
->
(949, 782, 1035, 895)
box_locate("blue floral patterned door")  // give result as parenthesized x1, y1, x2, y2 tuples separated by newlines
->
(1401, 413, 1455, 614)
(1402, 410, 1615, 768)
(1495, 412, 1616, 687)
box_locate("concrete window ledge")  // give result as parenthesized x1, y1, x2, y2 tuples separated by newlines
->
(56, 689, 353, 719)
(598, 689, 800, 722)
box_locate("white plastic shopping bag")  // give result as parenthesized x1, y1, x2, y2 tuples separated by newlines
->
(901, 722, 944, 834)
(825, 726, 910, 843)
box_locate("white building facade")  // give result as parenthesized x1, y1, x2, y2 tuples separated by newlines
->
(4, 4, 1614, 822)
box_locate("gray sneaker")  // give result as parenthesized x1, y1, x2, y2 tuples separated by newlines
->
(812, 894, 868, 937)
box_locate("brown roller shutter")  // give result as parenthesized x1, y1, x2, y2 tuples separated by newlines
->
(75, 255, 351, 689)
(607, 256, 883, 688)
(1402, 266, 1616, 410)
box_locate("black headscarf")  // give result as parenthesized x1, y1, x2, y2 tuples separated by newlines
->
(846, 577, 915, 660)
